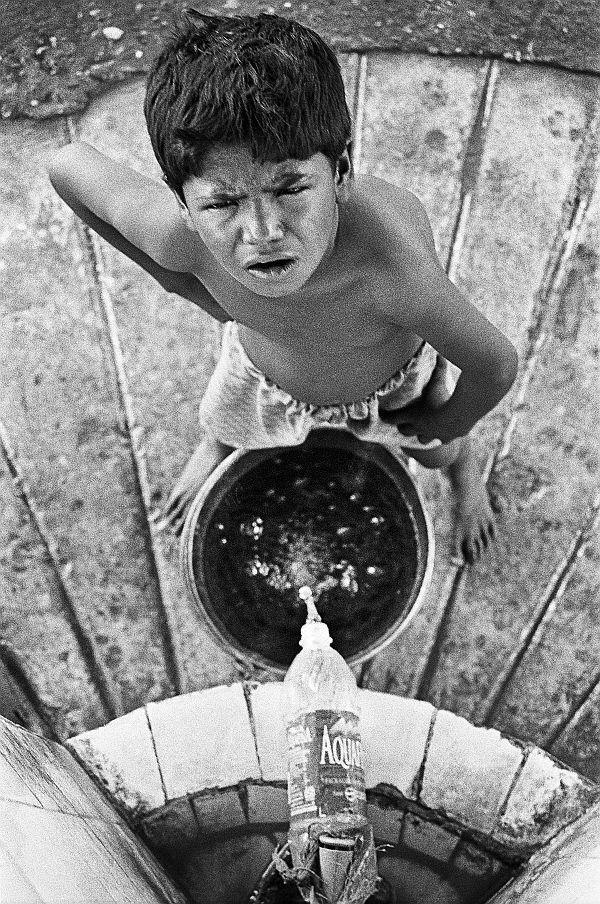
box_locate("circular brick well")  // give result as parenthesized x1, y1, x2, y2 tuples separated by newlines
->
(66, 683, 600, 904)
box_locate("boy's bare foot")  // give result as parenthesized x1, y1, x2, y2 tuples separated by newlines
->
(447, 442, 496, 564)
(157, 437, 233, 535)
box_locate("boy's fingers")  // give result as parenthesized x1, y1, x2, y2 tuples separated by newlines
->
(163, 495, 181, 517)
(155, 499, 186, 532)
(155, 510, 185, 534)
(165, 492, 189, 519)
(168, 509, 187, 536)
(155, 488, 196, 535)
(173, 515, 186, 537)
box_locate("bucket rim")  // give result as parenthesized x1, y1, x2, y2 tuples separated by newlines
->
(180, 431, 435, 675)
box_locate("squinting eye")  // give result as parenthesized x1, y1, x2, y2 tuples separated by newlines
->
(205, 200, 236, 210)
(279, 187, 307, 197)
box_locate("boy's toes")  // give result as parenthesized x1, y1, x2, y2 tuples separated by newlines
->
(479, 522, 491, 550)
(458, 513, 497, 565)
(460, 535, 478, 565)
(156, 491, 191, 533)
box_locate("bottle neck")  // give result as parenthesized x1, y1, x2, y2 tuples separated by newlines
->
(300, 620, 332, 650)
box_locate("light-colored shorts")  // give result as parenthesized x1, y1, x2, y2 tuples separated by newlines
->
(199, 321, 458, 451)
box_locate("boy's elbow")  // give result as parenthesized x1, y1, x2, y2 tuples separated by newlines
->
(47, 147, 73, 191)
(47, 143, 85, 189)
(497, 342, 519, 392)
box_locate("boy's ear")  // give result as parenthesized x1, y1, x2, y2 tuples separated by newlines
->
(163, 174, 196, 230)
(335, 144, 353, 201)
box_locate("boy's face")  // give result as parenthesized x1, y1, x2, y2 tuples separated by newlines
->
(180, 143, 347, 298)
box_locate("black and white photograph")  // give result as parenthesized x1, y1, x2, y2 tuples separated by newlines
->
(1, 1, 599, 901)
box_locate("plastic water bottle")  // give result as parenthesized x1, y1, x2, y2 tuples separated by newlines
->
(284, 591, 367, 871)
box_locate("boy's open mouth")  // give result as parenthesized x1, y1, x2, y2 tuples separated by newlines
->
(245, 257, 296, 279)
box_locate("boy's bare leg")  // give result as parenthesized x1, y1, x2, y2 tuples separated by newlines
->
(159, 435, 234, 534)
(406, 434, 495, 564)
(399, 358, 495, 564)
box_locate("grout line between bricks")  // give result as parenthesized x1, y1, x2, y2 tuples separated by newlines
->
(0, 419, 122, 722)
(542, 510, 600, 746)
(443, 826, 468, 872)
(411, 567, 466, 701)
(343, 51, 360, 121)
(477, 492, 600, 726)
(495, 747, 529, 824)
(396, 807, 408, 848)
(186, 792, 203, 834)
(241, 682, 263, 779)
(356, 659, 372, 689)
(144, 707, 169, 805)
(412, 707, 438, 802)
(64, 116, 185, 697)
(446, 59, 500, 280)
(0, 642, 61, 741)
(546, 670, 600, 751)
(484, 330, 545, 479)
(237, 781, 250, 822)
(446, 195, 471, 283)
(351, 53, 368, 175)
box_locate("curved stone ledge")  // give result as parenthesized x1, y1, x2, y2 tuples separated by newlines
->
(66, 681, 598, 859)
(489, 799, 600, 904)
(65, 682, 600, 902)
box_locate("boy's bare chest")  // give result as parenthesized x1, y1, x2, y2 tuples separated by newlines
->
(202, 261, 416, 353)
(199, 263, 423, 404)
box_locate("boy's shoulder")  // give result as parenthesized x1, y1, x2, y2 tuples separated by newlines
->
(348, 175, 439, 268)
(344, 175, 449, 326)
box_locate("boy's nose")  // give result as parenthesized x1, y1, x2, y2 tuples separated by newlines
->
(242, 199, 284, 244)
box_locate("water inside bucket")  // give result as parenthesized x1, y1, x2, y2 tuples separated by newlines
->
(190, 439, 429, 670)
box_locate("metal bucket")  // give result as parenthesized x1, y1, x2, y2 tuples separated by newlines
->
(180, 430, 434, 675)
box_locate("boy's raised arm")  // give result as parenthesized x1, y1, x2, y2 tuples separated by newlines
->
(47, 142, 229, 322)
(377, 192, 519, 444)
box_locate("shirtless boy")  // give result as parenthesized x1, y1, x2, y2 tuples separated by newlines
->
(49, 11, 518, 563)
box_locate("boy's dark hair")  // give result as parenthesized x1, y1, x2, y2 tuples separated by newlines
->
(144, 10, 352, 202)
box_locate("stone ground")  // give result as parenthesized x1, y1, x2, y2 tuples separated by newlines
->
(2, 0, 600, 122)
(0, 0, 599, 785)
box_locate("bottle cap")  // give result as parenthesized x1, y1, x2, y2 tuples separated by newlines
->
(300, 620, 332, 649)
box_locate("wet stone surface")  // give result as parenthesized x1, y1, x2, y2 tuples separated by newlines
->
(3, 0, 600, 123)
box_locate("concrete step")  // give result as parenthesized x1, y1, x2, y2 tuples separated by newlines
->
(0, 714, 187, 904)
